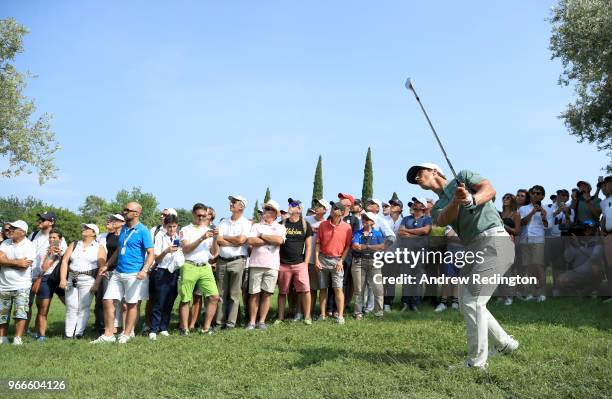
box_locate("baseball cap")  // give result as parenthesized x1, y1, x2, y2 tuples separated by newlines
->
(389, 199, 404, 208)
(228, 195, 247, 208)
(37, 211, 57, 222)
(382, 201, 390, 207)
(406, 163, 445, 184)
(337, 193, 355, 205)
(361, 212, 378, 223)
(367, 198, 382, 210)
(263, 200, 281, 216)
(165, 208, 178, 216)
(314, 199, 331, 211)
(109, 214, 125, 222)
(582, 220, 596, 228)
(287, 198, 302, 207)
(8, 220, 28, 233)
(576, 180, 590, 187)
(604, 176, 612, 183)
(80, 223, 100, 236)
(330, 201, 346, 212)
(411, 197, 428, 207)
(280, 209, 288, 215)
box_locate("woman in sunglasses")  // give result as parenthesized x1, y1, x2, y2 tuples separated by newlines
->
(59, 224, 105, 338)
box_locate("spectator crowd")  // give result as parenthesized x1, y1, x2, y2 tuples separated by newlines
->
(0, 174, 610, 345)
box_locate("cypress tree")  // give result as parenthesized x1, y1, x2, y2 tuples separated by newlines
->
(311, 155, 323, 207)
(252, 200, 260, 222)
(361, 147, 373, 202)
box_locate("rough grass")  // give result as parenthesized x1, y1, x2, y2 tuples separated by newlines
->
(0, 297, 610, 399)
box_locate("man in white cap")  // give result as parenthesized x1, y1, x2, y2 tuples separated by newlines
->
(406, 162, 518, 369)
(305, 199, 330, 315)
(0, 220, 36, 345)
(214, 195, 251, 329)
(365, 199, 396, 245)
(246, 200, 286, 330)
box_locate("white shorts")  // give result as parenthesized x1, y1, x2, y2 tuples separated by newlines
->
(103, 272, 146, 304)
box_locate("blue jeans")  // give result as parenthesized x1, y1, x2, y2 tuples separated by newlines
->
(150, 268, 179, 332)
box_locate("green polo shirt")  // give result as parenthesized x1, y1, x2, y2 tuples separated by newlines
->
(575, 197, 601, 223)
(431, 169, 504, 243)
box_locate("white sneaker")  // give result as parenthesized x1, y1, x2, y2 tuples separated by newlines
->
(90, 334, 116, 344)
(337, 316, 345, 325)
(603, 298, 612, 303)
(499, 336, 519, 354)
(160, 331, 170, 337)
(504, 297, 513, 306)
(400, 304, 409, 312)
(384, 305, 391, 312)
(434, 303, 447, 313)
(13, 336, 23, 346)
(148, 332, 157, 341)
(117, 334, 130, 344)
(129, 332, 135, 338)
(293, 313, 304, 322)
(536, 295, 546, 303)
(451, 302, 460, 310)
(0, 336, 9, 345)
(524, 295, 535, 301)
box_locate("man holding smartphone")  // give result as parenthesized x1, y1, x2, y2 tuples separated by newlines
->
(519, 185, 548, 302)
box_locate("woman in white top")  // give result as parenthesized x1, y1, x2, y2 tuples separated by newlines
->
(59, 224, 105, 338)
(34, 229, 65, 341)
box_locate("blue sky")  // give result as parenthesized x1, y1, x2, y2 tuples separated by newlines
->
(2, 1, 609, 218)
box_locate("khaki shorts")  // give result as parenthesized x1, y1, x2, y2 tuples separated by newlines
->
(520, 243, 545, 266)
(248, 267, 278, 294)
(318, 255, 344, 289)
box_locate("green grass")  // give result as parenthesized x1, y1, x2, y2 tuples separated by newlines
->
(0, 298, 610, 399)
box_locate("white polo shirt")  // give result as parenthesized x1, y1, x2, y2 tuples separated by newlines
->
(180, 224, 213, 264)
(601, 196, 612, 232)
(0, 238, 37, 290)
(218, 216, 251, 258)
(374, 214, 396, 242)
(29, 230, 67, 279)
(518, 204, 546, 244)
(384, 214, 403, 235)
(545, 203, 575, 237)
(154, 232, 185, 272)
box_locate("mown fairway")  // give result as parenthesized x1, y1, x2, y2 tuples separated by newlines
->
(0, 298, 610, 399)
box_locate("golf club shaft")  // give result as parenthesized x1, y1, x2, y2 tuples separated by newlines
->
(407, 81, 459, 181)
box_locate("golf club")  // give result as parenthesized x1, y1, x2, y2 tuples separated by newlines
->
(405, 78, 459, 181)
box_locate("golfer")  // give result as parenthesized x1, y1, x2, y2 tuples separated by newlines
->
(406, 162, 519, 369)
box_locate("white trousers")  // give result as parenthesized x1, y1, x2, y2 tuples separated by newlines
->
(65, 274, 95, 337)
(460, 234, 515, 367)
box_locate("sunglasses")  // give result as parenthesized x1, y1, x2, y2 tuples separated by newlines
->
(123, 208, 138, 213)
(503, 196, 513, 200)
(194, 213, 207, 218)
(263, 207, 276, 212)
(531, 191, 543, 196)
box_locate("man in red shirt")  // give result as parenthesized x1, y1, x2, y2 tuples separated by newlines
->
(315, 202, 353, 324)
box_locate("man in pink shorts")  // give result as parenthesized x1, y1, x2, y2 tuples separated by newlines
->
(276, 198, 313, 325)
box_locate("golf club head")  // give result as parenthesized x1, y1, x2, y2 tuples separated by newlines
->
(405, 77, 414, 92)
